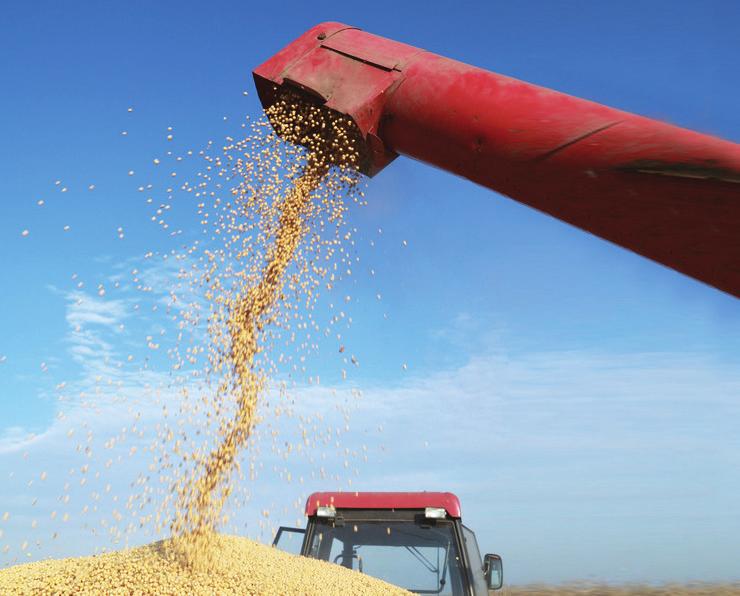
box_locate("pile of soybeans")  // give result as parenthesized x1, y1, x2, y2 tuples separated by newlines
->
(0, 94, 385, 592)
(0, 534, 408, 595)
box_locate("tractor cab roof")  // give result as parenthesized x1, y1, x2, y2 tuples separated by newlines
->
(305, 491, 462, 518)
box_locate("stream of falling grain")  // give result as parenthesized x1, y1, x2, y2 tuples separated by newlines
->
(166, 95, 364, 563)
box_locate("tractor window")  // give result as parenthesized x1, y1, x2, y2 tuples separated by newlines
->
(461, 524, 488, 595)
(272, 526, 305, 556)
(308, 519, 465, 595)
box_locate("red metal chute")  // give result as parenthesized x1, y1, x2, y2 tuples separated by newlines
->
(254, 22, 740, 298)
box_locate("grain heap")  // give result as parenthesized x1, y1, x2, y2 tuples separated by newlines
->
(0, 533, 409, 595)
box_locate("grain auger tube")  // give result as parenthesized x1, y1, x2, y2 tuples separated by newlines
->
(254, 22, 740, 298)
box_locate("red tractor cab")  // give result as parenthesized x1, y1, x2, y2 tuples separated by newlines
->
(273, 491, 503, 594)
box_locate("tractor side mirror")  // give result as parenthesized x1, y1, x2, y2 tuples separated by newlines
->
(483, 553, 503, 590)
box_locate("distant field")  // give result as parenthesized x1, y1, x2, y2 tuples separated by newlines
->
(505, 584, 740, 595)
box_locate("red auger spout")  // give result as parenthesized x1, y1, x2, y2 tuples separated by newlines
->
(254, 22, 740, 298)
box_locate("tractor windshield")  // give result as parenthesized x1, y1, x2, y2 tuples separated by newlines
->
(307, 516, 465, 595)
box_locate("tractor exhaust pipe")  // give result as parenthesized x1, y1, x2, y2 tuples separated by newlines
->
(254, 22, 740, 298)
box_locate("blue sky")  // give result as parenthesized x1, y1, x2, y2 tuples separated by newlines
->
(1, 0, 739, 585)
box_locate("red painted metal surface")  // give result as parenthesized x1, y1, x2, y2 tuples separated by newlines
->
(254, 23, 740, 298)
(305, 491, 462, 518)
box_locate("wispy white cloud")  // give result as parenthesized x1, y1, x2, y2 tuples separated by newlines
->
(65, 291, 130, 329)
(0, 426, 37, 455)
